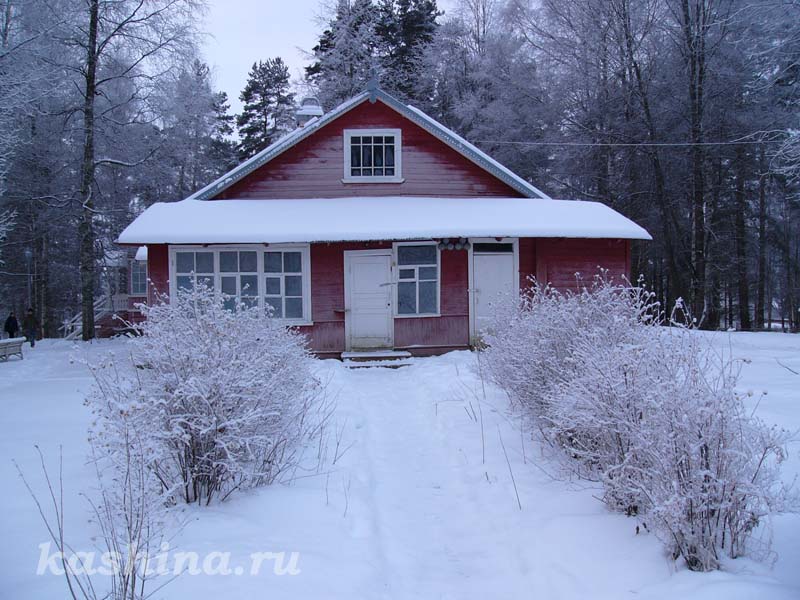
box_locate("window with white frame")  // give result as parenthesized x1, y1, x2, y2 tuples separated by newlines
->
(131, 260, 147, 296)
(264, 250, 305, 319)
(396, 243, 439, 316)
(175, 250, 215, 291)
(344, 129, 401, 181)
(220, 250, 259, 310)
(171, 246, 311, 323)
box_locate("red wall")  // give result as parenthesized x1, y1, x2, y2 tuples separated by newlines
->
(214, 100, 522, 200)
(146, 238, 629, 356)
(298, 241, 470, 355)
(521, 238, 630, 291)
(146, 244, 169, 305)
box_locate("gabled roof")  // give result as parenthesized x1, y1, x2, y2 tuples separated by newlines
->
(187, 87, 550, 201)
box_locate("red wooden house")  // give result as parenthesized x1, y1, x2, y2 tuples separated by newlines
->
(118, 86, 650, 357)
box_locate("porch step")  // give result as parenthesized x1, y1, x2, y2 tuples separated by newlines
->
(341, 350, 412, 368)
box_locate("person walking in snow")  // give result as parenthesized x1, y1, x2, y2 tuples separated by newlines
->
(4, 311, 18, 339)
(22, 308, 38, 347)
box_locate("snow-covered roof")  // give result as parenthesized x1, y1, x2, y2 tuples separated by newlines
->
(134, 246, 148, 261)
(186, 87, 550, 201)
(117, 197, 651, 245)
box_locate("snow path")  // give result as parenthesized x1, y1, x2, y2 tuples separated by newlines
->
(1, 336, 798, 599)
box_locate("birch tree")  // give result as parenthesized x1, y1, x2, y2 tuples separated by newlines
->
(64, 0, 203, 340)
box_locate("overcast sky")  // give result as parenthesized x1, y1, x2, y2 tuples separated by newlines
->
(201, 0, 456, 115)
(201, 0, 326, 114)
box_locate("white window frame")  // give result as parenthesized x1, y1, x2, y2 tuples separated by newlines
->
(343, 128, 404, 183)
(130, 259, 148, 296)
(392, 241, 441, 318)
(168, 244, 313, 326)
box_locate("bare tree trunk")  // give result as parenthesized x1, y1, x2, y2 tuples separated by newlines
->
(755, 145, 767, 329)
(734, 145, 751, 330)
(79, 0, 99, 341)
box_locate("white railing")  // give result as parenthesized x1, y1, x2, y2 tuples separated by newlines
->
(60, 293, 134, 340)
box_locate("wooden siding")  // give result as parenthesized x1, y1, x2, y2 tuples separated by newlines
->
(299, 241, 471, 355)
(214, 100, 523, 200)
(146, 244, 169, 305)
(146, 239, 629, 356)
(531, 238, 630, 291)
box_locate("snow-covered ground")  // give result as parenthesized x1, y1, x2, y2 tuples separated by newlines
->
(1, 332, 798, 599)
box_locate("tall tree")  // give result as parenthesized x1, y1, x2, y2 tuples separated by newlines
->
(64, 0, 202, 340)
(236, 58, 295, 160)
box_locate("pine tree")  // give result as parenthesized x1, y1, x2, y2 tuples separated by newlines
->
(306, 0, 380, 110)
(236, 58, 295, 160)
(376, 0, 439, 103)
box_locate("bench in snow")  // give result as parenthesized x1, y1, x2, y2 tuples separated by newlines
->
(0, 337, 25, 361)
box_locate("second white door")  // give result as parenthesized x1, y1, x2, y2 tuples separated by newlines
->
(473, 251, 516, 334)
(345, 251, 394, 350)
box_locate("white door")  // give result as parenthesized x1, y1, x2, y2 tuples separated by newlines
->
(344, 251, 394, 350)
(473, 252, 516, 334)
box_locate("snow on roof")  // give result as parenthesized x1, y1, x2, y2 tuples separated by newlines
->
(186, 88, 550, 202)
(134, 246, 148, 261)
(118, 197, 651, 245)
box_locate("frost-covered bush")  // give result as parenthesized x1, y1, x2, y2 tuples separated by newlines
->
(88, 283, 326, 505)
(482, 277, 791, 571)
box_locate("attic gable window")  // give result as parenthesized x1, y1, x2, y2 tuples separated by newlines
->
(343, 129, 403, 183)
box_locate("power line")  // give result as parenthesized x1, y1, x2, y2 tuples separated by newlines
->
(472, 139, 783, 148)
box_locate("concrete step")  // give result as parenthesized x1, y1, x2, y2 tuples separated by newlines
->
(341, 350, 413, 368)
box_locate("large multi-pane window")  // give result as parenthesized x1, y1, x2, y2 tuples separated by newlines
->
(344, 129, 401, 181)
(171, 246, 310, 323)
(131, 260, 147, 296)
(264, 250, 304, 319)
(396, 243, 439, 316)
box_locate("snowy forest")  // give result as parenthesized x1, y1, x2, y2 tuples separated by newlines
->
(0, 0, 799, 336)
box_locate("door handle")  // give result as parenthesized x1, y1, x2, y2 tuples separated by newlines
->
(379, 282, 396, 287)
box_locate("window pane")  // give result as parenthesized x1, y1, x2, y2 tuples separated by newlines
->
(399, 268, 415, 279)
(241, 297, 258, 309)
(472, 243, 514, 253)
(419, 266, 437, 280)
(265, 252, 282, 273)
(373, 167, 384, 176)
(223, 297, 237, 311)
(240, 275, 258, 296)
(351, 168, 361, 176)
(419, 281, 437, 314)
(385, 145, 395, 167)
(195, 252, 214, 273)
(283, 252, 302, 273)
(385, 167, 394, 176)
(240, 251, 257, 272)
(176, 275, 193, 291)
(398, 281, 417, 314)
(265, 297, 282, 318)
(373, 136, 383, 144)
(362, 146, 372, 167)
(362, 136, 372, 144)
(285, 297, 303, 319)
(351, 136, 361, 144)
(176, 252, 194, 273)
(265, 277, 281, 295)
(220, 251, 238, 273)
(373, 145, 383, 167)
(197, 275, 214, 290)
(351, 145, 361, 168)
(285, 275, 302, 297)
(398, 244, 436, 265)
(384, 136, 394, 144)
(221, 276, 236, 295)
(362, 167, 372, 176)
